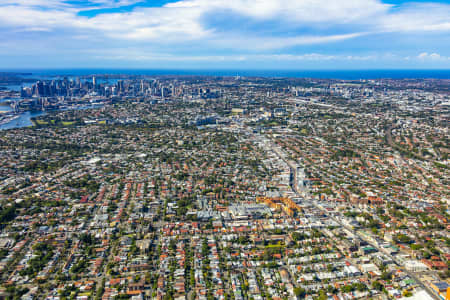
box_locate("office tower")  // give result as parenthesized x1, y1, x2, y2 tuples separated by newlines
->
(117, 80, 124, 93)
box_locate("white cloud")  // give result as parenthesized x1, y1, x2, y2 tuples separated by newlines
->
(209, 33, 366, 50)
(0, 0, 372, 47)
(378, 3, 450, 33)
(0, 0, 449, 58)
(167, 0, 390, 24)
(93, 49, 381, 62)
(0, 0, 69, 8)
(85, 0, 145, 7)
(0, 0, 144, 9)
(83, 6, 212, 41)
(417, 52, 449, 60)
(0, 5, 76, 29)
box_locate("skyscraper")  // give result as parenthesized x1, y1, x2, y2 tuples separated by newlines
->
(117, 80, 124, 93)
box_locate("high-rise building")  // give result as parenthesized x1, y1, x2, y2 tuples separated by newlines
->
(117, 80, 124, 93)
(33, 81, 44, 97)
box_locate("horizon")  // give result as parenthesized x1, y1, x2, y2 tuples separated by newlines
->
(2, 68, 450, 81)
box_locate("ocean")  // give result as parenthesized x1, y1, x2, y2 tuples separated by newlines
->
(1, 69, 450, 80)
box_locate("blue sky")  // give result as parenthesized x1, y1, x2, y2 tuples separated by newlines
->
(0, 0, 449, 69)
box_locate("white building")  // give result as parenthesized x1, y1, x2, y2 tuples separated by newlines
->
(404, 260, 429, 272)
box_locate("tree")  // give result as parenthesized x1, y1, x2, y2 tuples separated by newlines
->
(294, 287, 306, 298)
(402, 290, 413, 297)
(0, 205, 16, 224)
(394, 234, 411, 244)
(292, 232, 305, 242)
(372, 281, 383, 291)
(410, 244, 423, 251)
(380, 271, 391, 281)
(316, 289, 327, 300)
(327, 264, 334, 272)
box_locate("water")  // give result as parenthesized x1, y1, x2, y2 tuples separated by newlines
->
(0, 85, 25, 91)
(0, 104, 13, 113)
(0, 111, 46, 130)
(0, 97, 17, 112)
(0, 103, 104, 131)
(2, 69, 450, 80)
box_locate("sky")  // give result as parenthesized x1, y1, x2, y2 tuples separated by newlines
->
(0, 0, 450, 69)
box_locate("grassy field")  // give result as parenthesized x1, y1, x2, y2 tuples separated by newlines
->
(61, 121, 74, 126)
(35, 120, 49, 125)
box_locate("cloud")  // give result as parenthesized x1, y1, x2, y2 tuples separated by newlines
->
(417, 52, 448, 60)
(0, 0, 449, 68)
(0, 5, 75, 31)
(93, 49, 381, 62)
(84, 6, 212, 41)
(0, 0, 69, 8)
(378, 3, 450, 33)
(0, 0, 449, 45)
(0, 0, 375, 49)
(83, 0, 145, 7)
(210, 33, 366, 50)
(0, 0, 144, 9)
(167, 0, 390, 23)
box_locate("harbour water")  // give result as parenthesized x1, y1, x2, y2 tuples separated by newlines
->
(0, 111, 46, 130)
(0, 98, 104, 130)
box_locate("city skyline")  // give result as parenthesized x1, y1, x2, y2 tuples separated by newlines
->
(1, 0, 450, 69)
